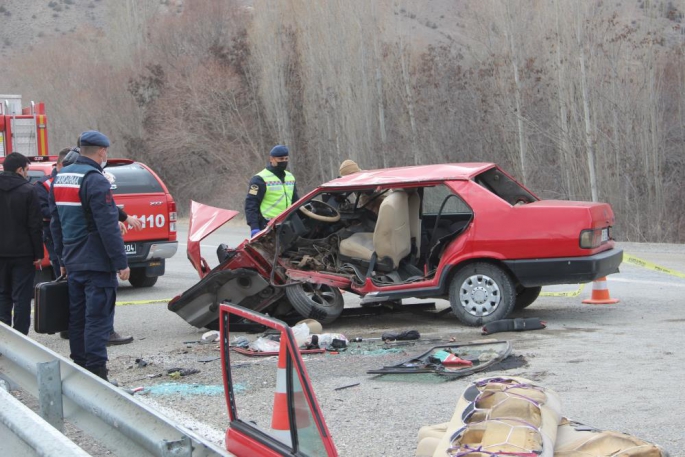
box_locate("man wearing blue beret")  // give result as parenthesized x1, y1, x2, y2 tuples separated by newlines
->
(244, 145, 299, 238)
(50, 130, 130, 381)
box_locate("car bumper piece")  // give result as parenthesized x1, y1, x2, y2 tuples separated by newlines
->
(503, 248, 623, 287)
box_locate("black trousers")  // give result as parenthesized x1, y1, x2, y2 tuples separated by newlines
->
(0, 256, 35, 335)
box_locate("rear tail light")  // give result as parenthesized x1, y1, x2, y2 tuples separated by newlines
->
(579, 227, 610, 249)
(168, 199, 177, 240)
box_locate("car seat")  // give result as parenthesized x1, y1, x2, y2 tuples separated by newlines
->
(408, 190, 421, 259)
(339, 190, 411, 272)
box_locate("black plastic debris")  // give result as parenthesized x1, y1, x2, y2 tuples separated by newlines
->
(381, 329, 420, 341)
(481, 318, 546, 335)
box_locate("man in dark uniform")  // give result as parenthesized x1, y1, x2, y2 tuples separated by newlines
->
(0, 152, 43, 335)
(53, 147, 137, 345)
(51, 130, 130, 380)
(35, 147, 70, 277)
(244, 145, 299, 238)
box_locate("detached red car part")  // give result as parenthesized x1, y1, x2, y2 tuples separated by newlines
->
(169, 163, 622, 328)
(220, 304, 338, 456)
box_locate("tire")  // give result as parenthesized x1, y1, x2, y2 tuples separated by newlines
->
(514, 286, 542, 311)
(449, 263, 516, 326)
(285, 283, 344, 324)
(129, 268, 158, 288)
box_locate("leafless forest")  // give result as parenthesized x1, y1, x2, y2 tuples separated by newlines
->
(3, 0, 685, 242)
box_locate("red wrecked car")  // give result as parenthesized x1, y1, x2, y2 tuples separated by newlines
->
(169, 163, 622, 328)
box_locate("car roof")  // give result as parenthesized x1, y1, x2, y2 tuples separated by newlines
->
(320, 162, 496, 188)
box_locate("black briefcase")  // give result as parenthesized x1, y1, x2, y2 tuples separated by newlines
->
(34, 277, 70, 334)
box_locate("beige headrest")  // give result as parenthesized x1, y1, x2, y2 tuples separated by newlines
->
(296, 319, 323, 335)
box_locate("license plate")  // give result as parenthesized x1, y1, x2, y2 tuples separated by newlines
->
(124, 243, 137, 255)
(600, 228, 609, 243)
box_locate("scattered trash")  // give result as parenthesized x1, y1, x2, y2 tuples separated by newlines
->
(306, 333, 349, 350)
(368, 341, 511, 377)
(334, 382, 360, 391)
(200, 330, 220, 344)
(231, 336, 250, 349)
(295, 318, 323, 335)
(291, 322, 311, 347)
(123, 386, 145, 395)
(232, 347, 325, 357)
(481, 318, 546, 335)
(167, 368, 200, 378)
(135, 358, 148, 368)
(198, 356, 221, 363)
(249, 336, 281, 353)
(381, 329, 420, 341)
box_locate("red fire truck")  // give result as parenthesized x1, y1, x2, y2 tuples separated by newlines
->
(0, 94, 49, 158)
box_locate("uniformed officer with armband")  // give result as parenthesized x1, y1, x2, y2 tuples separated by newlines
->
(244, 145, 299, 238)
(50, 130, 130, 381)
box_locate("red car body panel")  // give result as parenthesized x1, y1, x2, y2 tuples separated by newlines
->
(187, 199, 239, 276)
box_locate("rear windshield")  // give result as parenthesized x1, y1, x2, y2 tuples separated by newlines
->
(475, 168, 537, 206)
(104, 163, 164, 194)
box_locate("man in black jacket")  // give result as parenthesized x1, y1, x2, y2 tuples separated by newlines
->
(0, 152, 43, 335)
(35, 147, 70, 277)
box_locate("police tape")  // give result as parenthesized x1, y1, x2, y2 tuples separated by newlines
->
(116, 298, 171, 306)
(623, 253, 685, 279)
(540, 283, 586, 297)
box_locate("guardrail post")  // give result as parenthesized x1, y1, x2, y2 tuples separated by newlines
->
(37, 360, 64, 432)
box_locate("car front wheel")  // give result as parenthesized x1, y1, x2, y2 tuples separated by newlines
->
(285, 283, 344, 324)
(449, 263, 515, 326)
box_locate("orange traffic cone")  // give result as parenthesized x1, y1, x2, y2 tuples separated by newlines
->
(270, 339, 311, 445)
(582, 277, 619, 305)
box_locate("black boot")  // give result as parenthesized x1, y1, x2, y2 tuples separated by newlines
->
(88, 366, 109, 381)
(59, 330, 69, 339)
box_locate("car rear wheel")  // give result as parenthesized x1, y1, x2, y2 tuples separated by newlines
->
(514, 285, 542, 310)
(449, 263, 515, 326)
(129, 268, 158, 288)
(285, 283, 344, 324)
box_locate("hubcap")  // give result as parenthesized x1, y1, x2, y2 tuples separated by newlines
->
(459, 274, 501, 317)
(304, 283, 337, 309)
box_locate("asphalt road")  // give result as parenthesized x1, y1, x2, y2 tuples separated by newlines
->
(29, 221, 685, 456)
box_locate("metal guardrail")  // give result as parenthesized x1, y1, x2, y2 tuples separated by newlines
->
(0, 379, 91, 456)
(0, 323, 232, 457)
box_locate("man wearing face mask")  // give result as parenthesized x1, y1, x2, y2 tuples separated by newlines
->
(0, 152, 43, 335)
(244, 145, 299, 237)
(51, 130, 129, 381)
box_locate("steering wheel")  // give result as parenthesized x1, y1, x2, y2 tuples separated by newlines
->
(299, 200, 341, 223)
